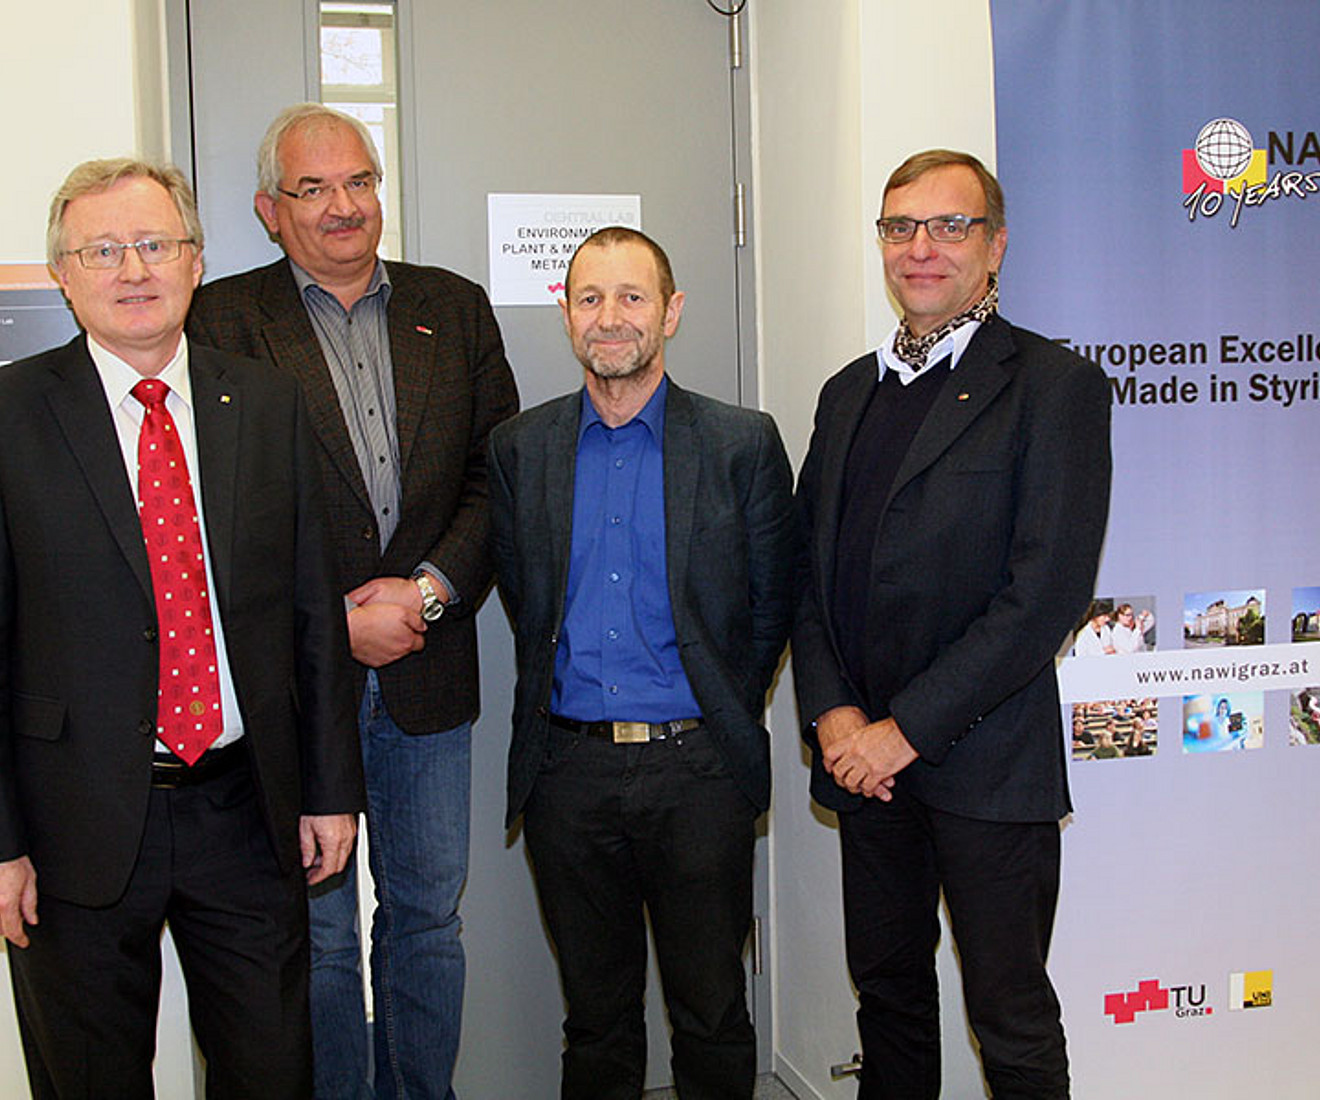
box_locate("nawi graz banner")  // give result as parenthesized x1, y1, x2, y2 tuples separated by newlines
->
(991, 3, 1320, 1097)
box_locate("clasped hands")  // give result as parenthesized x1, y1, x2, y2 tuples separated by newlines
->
(347, 575, 447, 668)
(817, 705, 919, 800)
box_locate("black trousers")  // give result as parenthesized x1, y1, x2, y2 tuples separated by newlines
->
(839, 790, 1068, 1100)
(524, 723, 757, 1100)
(8, 762, 312, 1100)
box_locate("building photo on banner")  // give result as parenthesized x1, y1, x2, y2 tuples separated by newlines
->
(992, 1, 1320, 1096)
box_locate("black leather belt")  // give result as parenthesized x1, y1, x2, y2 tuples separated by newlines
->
(151, 740, 247, 788)
(548, 714, 701, 744)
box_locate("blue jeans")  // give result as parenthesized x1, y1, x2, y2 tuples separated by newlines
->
(310, 672, 470, 1100)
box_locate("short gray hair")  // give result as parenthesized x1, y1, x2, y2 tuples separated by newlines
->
(47, 159, 203, 267)
(257, 103, 383, 198)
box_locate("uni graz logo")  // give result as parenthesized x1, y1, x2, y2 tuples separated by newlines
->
(1182, 117, 1320, 226)
(1103, 978, 1211, 1024)
(1228, 970, 1273, 1011)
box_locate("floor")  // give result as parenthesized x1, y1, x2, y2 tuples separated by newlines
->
(642, 1074, 801, 1099)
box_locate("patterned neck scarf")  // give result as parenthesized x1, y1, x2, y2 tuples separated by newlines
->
(892, 271, 999, 371)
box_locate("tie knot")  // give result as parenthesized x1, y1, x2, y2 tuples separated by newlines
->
(132, 379, 170, 408)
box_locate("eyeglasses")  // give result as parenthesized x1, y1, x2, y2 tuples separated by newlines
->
(876, 214, 988, 244)
(276, 175, 380, 203)
(64, 238, 195, 270)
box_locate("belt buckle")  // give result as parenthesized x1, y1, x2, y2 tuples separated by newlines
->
(612, 721, 651, 744)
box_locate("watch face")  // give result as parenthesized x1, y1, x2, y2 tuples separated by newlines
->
(415, 574, 444, 621)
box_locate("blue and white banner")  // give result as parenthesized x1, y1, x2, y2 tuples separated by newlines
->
(992, 3, 1320, 1096)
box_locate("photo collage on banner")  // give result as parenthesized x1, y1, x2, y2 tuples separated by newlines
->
(991, 1, 1320, 1095)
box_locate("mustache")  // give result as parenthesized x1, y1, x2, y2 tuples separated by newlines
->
(586, 324, 642, 343)
(320, 214, 366, 233)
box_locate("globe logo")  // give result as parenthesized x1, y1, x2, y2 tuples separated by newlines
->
(1194, 118, 1254, 181)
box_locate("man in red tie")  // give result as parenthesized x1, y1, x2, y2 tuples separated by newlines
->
(0, 158, 364, 1099)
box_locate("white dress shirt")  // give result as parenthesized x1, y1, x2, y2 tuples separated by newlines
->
(87, 333, 245, 753)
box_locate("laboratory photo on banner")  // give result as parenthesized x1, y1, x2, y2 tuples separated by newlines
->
(1182, 691, 1264, 753)
(1290, 586, 1320, 643)
(1073, 594, 1157, 657)
(1183, 589, 1265, 649)
(1071, 699, 1158, 761)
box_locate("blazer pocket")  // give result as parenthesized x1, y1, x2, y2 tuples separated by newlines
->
(14, 693, 69, 742)
(944, 456, 1012, 475)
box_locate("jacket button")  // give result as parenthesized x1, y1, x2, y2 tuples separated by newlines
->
(138, 719, 155, 737)
(143, 628, 157, 642)
(536, 705, 548, 717)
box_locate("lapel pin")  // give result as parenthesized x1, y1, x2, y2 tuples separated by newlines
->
(220, 394, 232, 404)
(957, 392, 970, 401)
(415, 325, 434, 336)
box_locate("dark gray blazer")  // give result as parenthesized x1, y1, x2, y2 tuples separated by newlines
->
(488, 379, 799, 827)
(792, 315, 1112, 822)
(0, 337, 363, 907)
(189, 259, 519, 735)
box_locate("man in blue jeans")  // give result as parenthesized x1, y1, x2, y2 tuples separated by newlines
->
(188, 103, 518, 1098)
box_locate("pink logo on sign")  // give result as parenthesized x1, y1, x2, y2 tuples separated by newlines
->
(1103, 979, 1169, 1024)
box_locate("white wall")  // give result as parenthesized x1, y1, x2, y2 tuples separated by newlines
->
(750, 1, 865, 1096)
(752, 2, 999, 1097)
(2, 1, 161, 264)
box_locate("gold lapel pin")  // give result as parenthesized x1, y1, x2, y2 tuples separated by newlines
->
(220, 394, 232, 404)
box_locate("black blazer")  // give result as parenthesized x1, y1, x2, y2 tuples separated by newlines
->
(0, 337, 363, 906)
(188, 259, 519, 734)
(792, 315, 1112, 822)
(488, 380, 799, 826)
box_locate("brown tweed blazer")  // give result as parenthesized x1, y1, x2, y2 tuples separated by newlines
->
(188, 258, 519, 734)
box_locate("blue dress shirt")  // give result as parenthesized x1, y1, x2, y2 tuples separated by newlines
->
(551, 377, 702, 722)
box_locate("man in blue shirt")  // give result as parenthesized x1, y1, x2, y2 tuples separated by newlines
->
(489, 227, 797, 1099)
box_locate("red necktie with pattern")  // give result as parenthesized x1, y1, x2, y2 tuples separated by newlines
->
(131, 379, 223, 765)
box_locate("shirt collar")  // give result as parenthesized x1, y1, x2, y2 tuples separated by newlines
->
(87, 332, 192, 410)
(878, 318, 983, 385)
(578, 374, 668, 444)
(289, 257, 391, 307)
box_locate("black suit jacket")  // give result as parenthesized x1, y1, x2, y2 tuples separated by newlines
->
(488, 380, 799, 826)
(188, 259, 519, 734)
(792, 315, 1111, 822)
(0, 337, 363, 907)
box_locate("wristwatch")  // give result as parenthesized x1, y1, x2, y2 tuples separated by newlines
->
(413, 572, 446, 622)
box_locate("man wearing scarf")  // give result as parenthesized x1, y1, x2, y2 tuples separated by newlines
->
(792, 150, 1112, 1100)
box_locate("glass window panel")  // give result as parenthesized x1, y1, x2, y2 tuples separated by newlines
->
(321, 27, 384, 86)
(320, 2, 401, 260)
